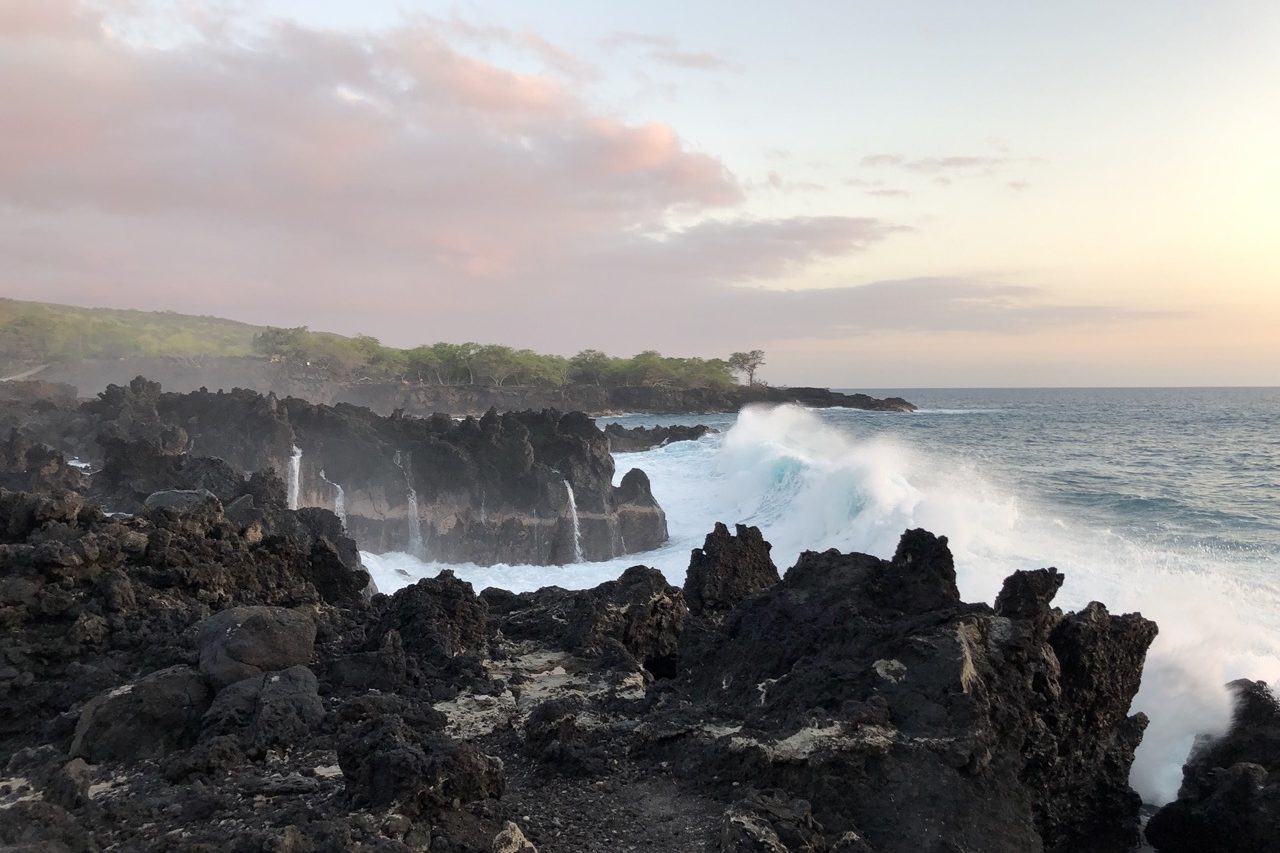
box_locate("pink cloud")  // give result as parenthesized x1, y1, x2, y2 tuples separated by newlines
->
(0, 2, 920, 354)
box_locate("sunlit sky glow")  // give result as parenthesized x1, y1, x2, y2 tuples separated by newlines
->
(2, 0, 1277, 386)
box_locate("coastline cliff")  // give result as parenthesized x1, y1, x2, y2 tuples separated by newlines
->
(28, 357, 916, 415)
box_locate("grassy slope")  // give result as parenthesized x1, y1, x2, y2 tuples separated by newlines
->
(0, 298, 262, 364)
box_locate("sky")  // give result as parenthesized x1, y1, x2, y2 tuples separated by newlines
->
(2, 0, 1277, 386)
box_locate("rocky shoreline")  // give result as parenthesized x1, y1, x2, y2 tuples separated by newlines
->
(24, 358, 917, 417)
(1, 382, 1275, 852)
(3, 378, 670, 566)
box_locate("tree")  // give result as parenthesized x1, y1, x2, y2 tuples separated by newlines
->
(568, 349, 611, 385)
(729, 350, 766, 386)
(474, 344, 521, 386)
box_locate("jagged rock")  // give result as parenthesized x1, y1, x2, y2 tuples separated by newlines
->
(603, 423, 714, 452)
(201, 665, 325, 750)
(493, 821, 538, 852)
(337, 714, 504, 816)
(326, 629, 408, 693)
(487, 565, 685, 676)
(1146, 679, 1280, 852)
(198, 607, 317, 690)
(685, 522, 779, 622)
(372, 571, 486, 674)
(0, 429, 85, 494)
(69, 665, 211, 763)
(613, 468, 668, 556)
(662, 529, 1157, 853)
(720, 790, 828, 852)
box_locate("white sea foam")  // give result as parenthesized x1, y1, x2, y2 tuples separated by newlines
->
(360, 403, 1280, 804)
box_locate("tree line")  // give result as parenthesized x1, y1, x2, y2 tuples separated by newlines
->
(252, 327, 765, 389)
(0, 300, 767, 390)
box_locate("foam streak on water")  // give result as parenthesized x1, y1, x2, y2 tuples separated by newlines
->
(362, 391, 1280, 806)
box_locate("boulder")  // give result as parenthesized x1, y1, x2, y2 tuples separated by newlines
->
(201, 665, 325, 750)
(143, 488, 222, 514)
(69, 665, 211, 763)
(198, 607, 317, 690)
(493, 821, 538, 853)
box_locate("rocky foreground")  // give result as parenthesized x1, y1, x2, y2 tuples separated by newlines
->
(2, 404, 1276, 852)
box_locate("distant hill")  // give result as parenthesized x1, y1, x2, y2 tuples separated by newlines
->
(0, 299, 915, 414)
(0, 298, 259, 368)
(0, 299, 741, 392)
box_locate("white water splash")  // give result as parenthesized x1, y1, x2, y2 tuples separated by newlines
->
(320, 469, 346, 526)
(287, 445, 302, 510)
(563, 479, 585, 563)
(394, 451, 424, 557)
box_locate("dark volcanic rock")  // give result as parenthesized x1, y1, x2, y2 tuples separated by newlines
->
(0, 481, 367, 757)
(197, 606, 317, 690)
(486, 564, 685, 676)
(685, 522, 779, 623)
(69, 665, 212, 763)
(604, 422, 714, 452)
(337, 713, 504, 816)
(719, 789, 829, 852)
(0, 429, 85, 494)
(0, 457, 1167, 853)
(614, 467, 668, 557)
(660, 528, 1158, 853)
(1146, 679, 1280, 853)
(372, 570, 487, 675)
(200, 665, 325, 751)
(22, 378, 675, 565)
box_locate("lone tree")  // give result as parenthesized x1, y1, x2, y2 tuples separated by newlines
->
(729, 350, 766, 386)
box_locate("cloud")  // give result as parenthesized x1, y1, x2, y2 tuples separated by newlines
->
(860, 152, 1042, 181)
(764, 171, 825, 193)
(601, 32, 735, 71)
(0, 2, 1159, 359)
(426, 14, 601, 81)
(860, 154, 905, 167)
(0, 1, 905, 343)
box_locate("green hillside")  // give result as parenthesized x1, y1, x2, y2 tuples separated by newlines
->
(0, 298, 258, 364)
(0, 299, 752, 390)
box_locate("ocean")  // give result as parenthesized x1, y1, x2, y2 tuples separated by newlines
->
(361, 387, 1280, 805)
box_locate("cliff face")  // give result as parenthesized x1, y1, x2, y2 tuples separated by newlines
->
(34, 356, 915, 415)
(6, 377, 668, 565)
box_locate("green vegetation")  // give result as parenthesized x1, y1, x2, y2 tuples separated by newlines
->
(0, 298, 256, 363)
(0, 299, 754, 389)
(252, 328, 740, 389)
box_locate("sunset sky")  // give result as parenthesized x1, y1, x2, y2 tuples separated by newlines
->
(3, 0, 1277, 386)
